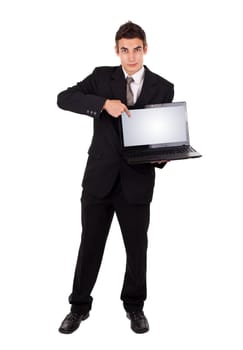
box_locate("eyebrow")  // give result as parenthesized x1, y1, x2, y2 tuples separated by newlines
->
(120, 46, 143, 50)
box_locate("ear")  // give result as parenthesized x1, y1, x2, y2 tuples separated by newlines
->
(143, 44, 148, 54)
(114, 45, 119, 56)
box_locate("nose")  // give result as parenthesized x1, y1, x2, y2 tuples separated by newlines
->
(128, 52, 136, 62)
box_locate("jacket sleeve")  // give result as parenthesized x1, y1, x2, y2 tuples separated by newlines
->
(57, 68, 106, 118)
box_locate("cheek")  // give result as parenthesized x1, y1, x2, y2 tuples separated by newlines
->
(138, 56, 144, 65)
(119, 56, 126, 65)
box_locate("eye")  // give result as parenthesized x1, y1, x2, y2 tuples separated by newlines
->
(121, 48, 128, 54)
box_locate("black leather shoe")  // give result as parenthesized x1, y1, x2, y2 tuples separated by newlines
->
(58, 312, 89, 334)
(127, 311, 149, 334)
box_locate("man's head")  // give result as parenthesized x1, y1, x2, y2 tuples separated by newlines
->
(115, 21, 148, 76)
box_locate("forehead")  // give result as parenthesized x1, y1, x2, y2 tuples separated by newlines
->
(117, 38, 144, 49)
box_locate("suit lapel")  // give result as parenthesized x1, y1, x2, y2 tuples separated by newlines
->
(110, 66, 126, 103)
(102, 66, 126, 153)
(135, 66, 158, 107)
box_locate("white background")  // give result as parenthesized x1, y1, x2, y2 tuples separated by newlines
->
(0, 0, 242, 349)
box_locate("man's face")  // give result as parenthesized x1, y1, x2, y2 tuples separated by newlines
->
(116, 38, 147, 75)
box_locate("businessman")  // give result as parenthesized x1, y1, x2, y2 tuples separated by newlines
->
(57, 21, 174, 334)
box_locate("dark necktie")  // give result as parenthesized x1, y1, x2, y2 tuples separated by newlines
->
(126, 76, 134, 106)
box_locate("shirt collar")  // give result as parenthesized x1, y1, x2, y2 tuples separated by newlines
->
(122, 66, 145, 84)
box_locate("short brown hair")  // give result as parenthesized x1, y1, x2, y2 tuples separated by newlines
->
(115, 21, 147, 47)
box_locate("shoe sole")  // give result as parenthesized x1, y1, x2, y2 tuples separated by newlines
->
(58, 313, 90, 334)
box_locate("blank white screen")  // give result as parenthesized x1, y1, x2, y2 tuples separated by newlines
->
(121, 104, 188, 147)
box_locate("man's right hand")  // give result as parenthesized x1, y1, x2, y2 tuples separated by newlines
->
(103, 99, 131, 118)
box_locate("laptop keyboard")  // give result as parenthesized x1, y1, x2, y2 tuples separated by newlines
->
(126, 145, 196, 158)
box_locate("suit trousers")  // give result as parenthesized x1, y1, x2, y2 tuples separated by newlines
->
(69, 177, 150, 314)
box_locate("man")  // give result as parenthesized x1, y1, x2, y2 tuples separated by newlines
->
(57, 21, 174, 334)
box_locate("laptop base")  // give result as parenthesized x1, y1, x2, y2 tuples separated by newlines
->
(124, 146, 202, 164)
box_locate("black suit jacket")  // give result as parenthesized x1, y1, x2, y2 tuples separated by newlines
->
(57, 65, 174, 203)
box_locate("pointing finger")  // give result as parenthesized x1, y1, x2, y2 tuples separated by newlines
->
(123, 105, 131, 117)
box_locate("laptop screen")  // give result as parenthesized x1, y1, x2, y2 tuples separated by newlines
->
(121, 102, 189, 149)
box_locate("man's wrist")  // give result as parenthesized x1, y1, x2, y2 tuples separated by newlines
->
(103, 99, 110, 111)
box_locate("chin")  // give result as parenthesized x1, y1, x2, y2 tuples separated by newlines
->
(127, 65, 139, 74)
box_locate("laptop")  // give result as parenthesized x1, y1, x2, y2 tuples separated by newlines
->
(120, 101, 202, 164)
